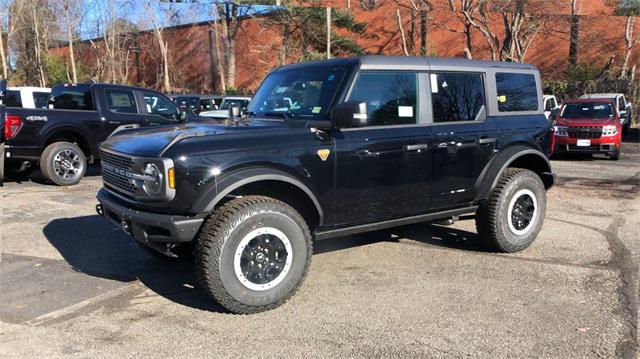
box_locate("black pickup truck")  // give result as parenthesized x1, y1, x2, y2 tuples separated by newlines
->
(4, 83, 186, 185)
(96, 56, 555, 314)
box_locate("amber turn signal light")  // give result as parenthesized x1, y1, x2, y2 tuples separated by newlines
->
(168, 167, 175, 189)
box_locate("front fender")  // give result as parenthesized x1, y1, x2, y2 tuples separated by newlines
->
(188, 166, 324, 225)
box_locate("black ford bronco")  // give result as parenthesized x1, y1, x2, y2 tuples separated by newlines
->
(96, 56, 555, 314)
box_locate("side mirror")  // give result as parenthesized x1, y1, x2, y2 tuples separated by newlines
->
(0, 79, 6, 103)
(331, 101, 368, 128)
(229, 105, 241, 119)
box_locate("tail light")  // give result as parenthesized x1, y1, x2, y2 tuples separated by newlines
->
(4, 114, 23, 139)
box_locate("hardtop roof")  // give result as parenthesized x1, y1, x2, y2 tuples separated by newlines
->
(274, 55, 537, 72)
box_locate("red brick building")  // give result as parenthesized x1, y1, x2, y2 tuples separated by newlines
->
(50, 0, 639, 93)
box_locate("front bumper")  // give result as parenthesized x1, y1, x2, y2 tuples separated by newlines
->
(554, 136, 620, 154)
(96, 189, 203, 243)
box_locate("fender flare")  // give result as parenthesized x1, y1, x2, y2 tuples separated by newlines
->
(40, 123, 94, 155)
(190, 166, 325, 225)
(473, 145, 554, 202)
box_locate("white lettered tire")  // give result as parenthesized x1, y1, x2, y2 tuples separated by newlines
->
(195, 196, 312, 314)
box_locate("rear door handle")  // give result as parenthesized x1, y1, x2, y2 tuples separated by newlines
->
(477, 137, 496, 144)
(404, 144, 429, 151)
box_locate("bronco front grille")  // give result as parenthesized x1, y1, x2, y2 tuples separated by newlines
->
(568, 126, 602, 139)
(100, 149, 137, 195)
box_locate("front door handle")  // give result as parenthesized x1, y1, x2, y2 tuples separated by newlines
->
(404, 144, 429, 151)
(477, 137, 496, 144)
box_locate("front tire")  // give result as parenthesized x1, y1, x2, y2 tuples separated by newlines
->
(40, 142, 86, 186)
(195, 196, 312, 314)
(476, 168, 546, 253)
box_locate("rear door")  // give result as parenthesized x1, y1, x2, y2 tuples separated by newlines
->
(428, 71, 497, 210)
(334, 71, 433, 224)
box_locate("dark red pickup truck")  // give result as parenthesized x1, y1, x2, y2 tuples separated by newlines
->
(552, 98, 623, 160)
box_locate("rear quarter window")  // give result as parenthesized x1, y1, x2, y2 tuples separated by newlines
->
(51, 87, 94, 111)
(495, 73, 539, 112)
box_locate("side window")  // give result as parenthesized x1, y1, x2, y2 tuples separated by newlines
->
(5, 90, 22, 108)
(32, 92, 50, 109)
(105, 89, 137, 114)
(52, 89, 94, 110)
(143, 92, 179, 121)
(348, 72, 417, 126)
(431, 72, 485, 123)
(544, 98, 554, 111)
(495, 72, 539, 112)
(618, 97, 625, 111)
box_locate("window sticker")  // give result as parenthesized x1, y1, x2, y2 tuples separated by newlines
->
(498, 95, 507, 103)
(430, 74, 438, 93)
(312, 106, 322, 113)
(398, 106, 413, 118)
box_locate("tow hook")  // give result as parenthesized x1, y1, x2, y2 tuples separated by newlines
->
(95, 204, 103, 216)
(121, 220, 131, 234)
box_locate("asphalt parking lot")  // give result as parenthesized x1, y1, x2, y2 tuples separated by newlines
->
(1, 133, 638, 358)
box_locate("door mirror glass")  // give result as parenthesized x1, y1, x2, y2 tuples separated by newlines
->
(331, 101, 368, 128)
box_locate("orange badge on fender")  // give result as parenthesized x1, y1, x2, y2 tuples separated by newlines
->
(317, 149, 330, 161)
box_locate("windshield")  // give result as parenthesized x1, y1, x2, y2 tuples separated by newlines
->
(220, 99, 250, 110)
(561, 102, 614, 119)
(247, 66, 348, 119)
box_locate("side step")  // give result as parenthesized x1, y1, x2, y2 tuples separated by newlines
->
(314, 206, 477, 240)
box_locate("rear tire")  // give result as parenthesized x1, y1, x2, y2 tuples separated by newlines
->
(195, 196, 312, 314)
(476, 168, 546, 253)
(40, 142, 86, 186)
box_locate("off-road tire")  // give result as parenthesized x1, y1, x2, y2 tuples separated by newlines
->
(40, 141, 86, 186)
(195, 196, 312, 314)
(475, 168, 546, 253)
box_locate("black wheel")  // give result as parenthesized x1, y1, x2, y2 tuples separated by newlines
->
(136, 241, 194, 261)
(40, 142, 86, 186)
(0, 142, 4, 185)
(609, 150, 620, 161)
(195, 196, 312, 314)
(476, 168, 546, 253)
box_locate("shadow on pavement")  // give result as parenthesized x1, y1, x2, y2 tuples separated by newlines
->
(43, 215, 226, 313)
(4, 163, 102, 185)
(44, 215, 487, 312)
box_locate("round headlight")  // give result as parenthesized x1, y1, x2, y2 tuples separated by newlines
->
(142, 163, 163, 195)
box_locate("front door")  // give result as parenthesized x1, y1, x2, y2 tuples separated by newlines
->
(140, 91, 182, 126)
(333, 71, 432, 225)
(427, 71, 496, 209)
(101, 88, 145, 137)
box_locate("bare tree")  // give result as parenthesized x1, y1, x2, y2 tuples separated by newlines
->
(622, 16, 640, 78)
(447, 0, 546, 62)
(568, 0, 579, 65)
(145, 0, 171, 92)
(60, 0, 82, 82)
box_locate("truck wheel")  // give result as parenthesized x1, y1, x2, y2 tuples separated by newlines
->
(195, 196, 312, 314)
(609, 150, 621, 161)
(0, 142, 4, 185)
(475, 168, 546, 253)
(40, 142, 86, 186)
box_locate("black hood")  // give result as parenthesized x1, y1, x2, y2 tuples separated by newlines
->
(100, 118, 286, 157)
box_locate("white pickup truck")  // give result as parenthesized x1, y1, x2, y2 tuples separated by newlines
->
(5, 87, 51, 109)
(580, 93, 633, 133)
